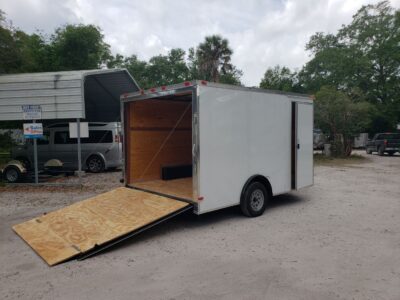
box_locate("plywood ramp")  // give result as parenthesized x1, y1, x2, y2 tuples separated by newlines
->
(13, 187, 190, 266)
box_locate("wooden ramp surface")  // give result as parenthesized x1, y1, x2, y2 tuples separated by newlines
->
(13, 187, 189, 266)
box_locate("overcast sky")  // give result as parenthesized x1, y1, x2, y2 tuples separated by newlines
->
(1, 0, 399, 86)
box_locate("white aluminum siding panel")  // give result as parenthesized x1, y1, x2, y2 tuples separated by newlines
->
(197, 85, 292, 214)
(0, 74, 84, 121)
(0, 80, 82, 91)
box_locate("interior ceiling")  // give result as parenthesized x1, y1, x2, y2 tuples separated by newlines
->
(154, 93, 192, 102)
(84, 70, 139, 122)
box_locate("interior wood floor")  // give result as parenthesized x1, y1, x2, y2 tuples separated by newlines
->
(133, 177, 193, 201)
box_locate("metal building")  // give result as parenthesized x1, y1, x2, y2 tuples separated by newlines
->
(0, 69, 139, 122)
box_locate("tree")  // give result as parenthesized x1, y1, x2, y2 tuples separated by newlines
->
(107, 49, 190, 89)
(189, 35, 242, 84)
(219, 66, 243, 85)
(123, 55, 150, 88)
(146, 48, 190, 87)
(0, 10, 25, 74)
(50, 24, 111, 70)
(300, 1, 400, 132)
(0, 11, 51, 73)
(0, 19, 19, 73)
(260, 65, 301, 92)
(106, 53, 125, 69)
(315, 86, 373, 156)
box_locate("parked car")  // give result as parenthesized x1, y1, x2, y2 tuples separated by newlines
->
(354, 133, 369, 149)
(11, 122, 122, 172)
(365, 133, 400, 156)
(313, 129, 326, 150)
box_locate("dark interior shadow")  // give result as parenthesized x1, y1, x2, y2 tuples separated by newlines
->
(82, 192, 304, 259)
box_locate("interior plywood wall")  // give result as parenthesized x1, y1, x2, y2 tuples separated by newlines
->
(127, 99, 192, 183)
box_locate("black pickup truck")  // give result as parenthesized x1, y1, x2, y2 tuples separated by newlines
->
(366, 133, 400, 156)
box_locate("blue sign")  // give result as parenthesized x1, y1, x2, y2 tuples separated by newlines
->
(23, 123, 43, 139)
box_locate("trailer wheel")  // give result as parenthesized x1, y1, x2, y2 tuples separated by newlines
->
(3, 166, 22, 183)
(366, 148, 372, 154)
(240, 182, 268, 217)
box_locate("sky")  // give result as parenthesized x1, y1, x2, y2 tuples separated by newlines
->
(1, 0, 399, 86)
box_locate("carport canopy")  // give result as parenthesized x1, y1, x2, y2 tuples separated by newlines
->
(0, 69, 140, 122)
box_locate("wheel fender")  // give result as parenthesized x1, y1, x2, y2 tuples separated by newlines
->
(240, 175, 273, 204)
(4, 160, 27, 174)
(15, 156, 32, 167)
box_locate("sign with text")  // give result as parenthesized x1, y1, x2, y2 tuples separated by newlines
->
(22, 105, 42, 120)
(23, 123, 43, 139)
(69, 122, 89, 138)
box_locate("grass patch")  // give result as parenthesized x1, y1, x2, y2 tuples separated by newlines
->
(314, 153, 369, 166)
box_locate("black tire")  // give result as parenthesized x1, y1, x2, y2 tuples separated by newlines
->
(3, 166, 21, 183)
(240, 182, 269, 217)
(16, 157, 31, 170)
(378, 146, 384, 156)
(387, 151, 395, 156)
(366, 148, 372, 154)
(86, 155, 105, 173)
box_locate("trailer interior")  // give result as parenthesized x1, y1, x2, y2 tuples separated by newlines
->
(125, 91, 194, 202)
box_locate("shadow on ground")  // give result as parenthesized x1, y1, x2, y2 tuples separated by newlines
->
(83, 193, 304, 259)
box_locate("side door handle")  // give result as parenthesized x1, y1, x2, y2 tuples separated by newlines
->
(297, 144, 300, 149)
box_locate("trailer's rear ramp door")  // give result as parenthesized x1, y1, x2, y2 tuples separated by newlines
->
(12, 187, 191, 266)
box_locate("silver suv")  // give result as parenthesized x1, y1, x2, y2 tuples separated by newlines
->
(11, 122, 122, 173)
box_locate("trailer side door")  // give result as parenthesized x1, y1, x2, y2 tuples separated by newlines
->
(296, 102, 313, 189)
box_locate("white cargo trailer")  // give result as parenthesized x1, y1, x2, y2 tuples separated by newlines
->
(121, 80, 314, 216)
(13, 80, 314, 265)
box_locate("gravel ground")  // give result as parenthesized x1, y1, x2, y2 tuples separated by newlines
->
(1, 151, 399, 300)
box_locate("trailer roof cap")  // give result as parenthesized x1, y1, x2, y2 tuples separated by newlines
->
(120, 80, 312, 102)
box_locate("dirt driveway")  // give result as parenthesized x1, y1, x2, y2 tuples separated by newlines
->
(1, 152, 399, 300)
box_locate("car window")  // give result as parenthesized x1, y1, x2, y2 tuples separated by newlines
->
(54, 130, 113, 144)
(81, 130, 113, 143)
(54, 131, 76, 144)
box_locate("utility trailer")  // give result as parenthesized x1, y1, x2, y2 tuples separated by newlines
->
(13, 81, 313, 266)
(121, 81, 313, 215)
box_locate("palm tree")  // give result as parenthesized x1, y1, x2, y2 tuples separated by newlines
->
(195, 35, 233, 82)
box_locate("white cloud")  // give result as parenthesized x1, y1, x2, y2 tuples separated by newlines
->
(1, 0, 399, 86)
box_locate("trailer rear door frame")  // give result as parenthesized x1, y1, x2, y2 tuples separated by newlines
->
(121, 85, 200, 206)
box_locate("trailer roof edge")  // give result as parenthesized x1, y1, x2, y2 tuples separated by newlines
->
(121, 80, 312, 102)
